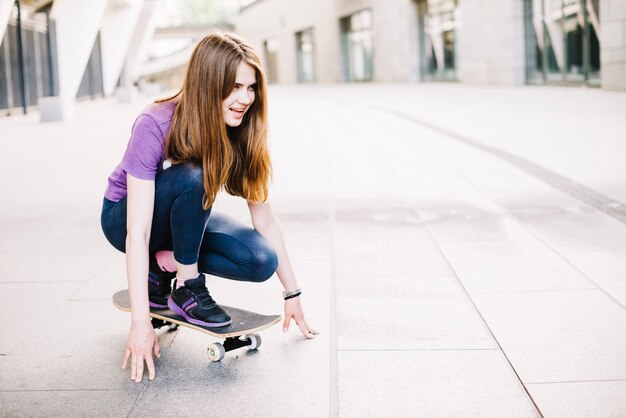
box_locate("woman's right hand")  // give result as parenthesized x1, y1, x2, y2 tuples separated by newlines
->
(122, 320, 160, 382)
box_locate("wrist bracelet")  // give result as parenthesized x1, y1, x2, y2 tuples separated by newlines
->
(282, 287, 301, 299)
(283, 287, 301, 300)
(283, 291, 301, 300)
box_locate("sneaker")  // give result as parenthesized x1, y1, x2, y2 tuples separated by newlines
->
(148, 254, 175, 309)
(167, 273, 232, 327)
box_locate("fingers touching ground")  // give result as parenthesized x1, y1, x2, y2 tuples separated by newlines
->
(125, 352, 156, 383)
(284, 314, 319, 339)
(296, 318, 319, 339)
(283, 297, 319, 339)
(123, 326, 160, 383)
(123, 345, 160, 382)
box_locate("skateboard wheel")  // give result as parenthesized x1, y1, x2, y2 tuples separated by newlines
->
(207, 343, 225, 362)
(246, 334, 262, 350)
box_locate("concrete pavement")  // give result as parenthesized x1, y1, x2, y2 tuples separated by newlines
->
(0, 83, 625, 417)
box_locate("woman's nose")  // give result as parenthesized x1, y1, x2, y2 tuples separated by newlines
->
(238, 90, 253, 105)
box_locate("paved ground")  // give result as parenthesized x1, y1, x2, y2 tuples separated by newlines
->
(0, 83, 625, 417)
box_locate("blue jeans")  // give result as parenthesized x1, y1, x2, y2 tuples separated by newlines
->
(101, 163, 278, 282)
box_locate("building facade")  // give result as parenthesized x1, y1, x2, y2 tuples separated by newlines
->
(236, 0, 626, 90)
(0, 0, 157, 120)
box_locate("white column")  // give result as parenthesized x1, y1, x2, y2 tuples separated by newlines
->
(100, 0, 145, 96)
(40, 0, 108, 121)
(126, 0, 158, 86)
(458, 0, 525, 85)
(0, 0, 13, 44)
(601, 0, 626, 90)
(369, 0, 416, 82)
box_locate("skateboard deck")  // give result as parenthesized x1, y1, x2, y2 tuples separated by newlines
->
(112, 289, 281, 361)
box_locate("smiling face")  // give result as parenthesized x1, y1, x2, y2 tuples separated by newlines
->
(222, 61, 257, 127)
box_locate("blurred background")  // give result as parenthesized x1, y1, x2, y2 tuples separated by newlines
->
(0, 0, 622, 120)
(2, 2, 626, 416)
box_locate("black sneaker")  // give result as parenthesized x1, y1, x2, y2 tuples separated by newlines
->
(167, 273, 232, 327)
(148, 254, 175, 309)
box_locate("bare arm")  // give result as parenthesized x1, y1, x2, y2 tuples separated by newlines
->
(248, 200, 318, 338)
(122, 174, 160, 382)
(126, 175, 155, 322)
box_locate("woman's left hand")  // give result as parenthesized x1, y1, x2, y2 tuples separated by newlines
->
(283, 297, 319, 338)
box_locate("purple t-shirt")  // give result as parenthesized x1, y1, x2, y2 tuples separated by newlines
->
(104, 100, 177, 202)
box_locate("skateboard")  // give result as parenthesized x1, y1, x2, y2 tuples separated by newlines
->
(112, 290, 281, 362)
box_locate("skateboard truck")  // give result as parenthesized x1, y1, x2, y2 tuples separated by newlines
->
(151, 317, 179, 331)
(151, 317, 262, 362)
(207, 334, 261, 362)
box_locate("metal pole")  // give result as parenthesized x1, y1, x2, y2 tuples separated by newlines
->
(582, 0, 589, 82)
(541, 0, 548, 83)
(2, 28, 15, 111)
(45, 8, 55, 96)
(15, 0, 27, 114)
(560, 0, 567, 82)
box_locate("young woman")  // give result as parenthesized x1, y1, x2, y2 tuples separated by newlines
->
(101, 31, 317, 383)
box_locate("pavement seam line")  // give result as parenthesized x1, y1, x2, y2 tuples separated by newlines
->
(306, 104, 337, 417)
(0, 281, 89, 284)
(415, 188, 547, 418)
(470, 288, 597, 295)
(517, 230, 626, 311)
(525, 378, 626, 385)
(121, 313, 177, 416)
(319, 121, 339, 418)
(337, 348, 499, 352)
(357, 115, 547, 418)
(0, 389, 128, 392)
(126, 380, 149, 418)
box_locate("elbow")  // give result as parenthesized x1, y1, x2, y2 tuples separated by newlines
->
(253, 214, 277, 233)
(250, 202, 277, 233)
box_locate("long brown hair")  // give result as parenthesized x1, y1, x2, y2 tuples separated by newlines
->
(158, 31, 271, 209)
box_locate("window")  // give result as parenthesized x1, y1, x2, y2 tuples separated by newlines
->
(295, 28, 315, 83)
(524, 0, 600, 85)
(340, 9, 374, 82)
(263, 38, 279, 83)
(418, 0, 459, 81)
(0, 3, 56, 114)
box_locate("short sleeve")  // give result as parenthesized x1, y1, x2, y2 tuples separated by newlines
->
(120, 114, 165, 180)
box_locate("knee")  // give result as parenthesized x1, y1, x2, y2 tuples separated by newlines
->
(247, 246, 278, 283)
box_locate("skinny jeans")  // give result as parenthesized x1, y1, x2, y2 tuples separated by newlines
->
(100, 163, 278, 282)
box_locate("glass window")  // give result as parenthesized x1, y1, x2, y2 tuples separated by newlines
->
(295, 28, 315, 83)
(1, 5, 57, 114)
(418, 0, 459, 81)
(340, 9, 374, 82)
(524, 0, 600, 85)
(524, 0, 544, 83)
(587, 0, 600, 80)
(263, 38, 279, 83)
